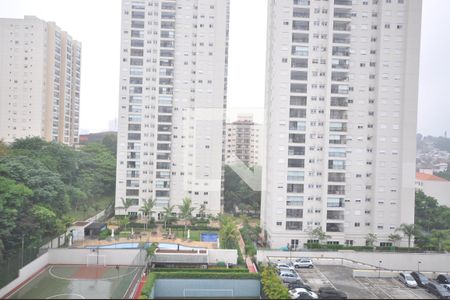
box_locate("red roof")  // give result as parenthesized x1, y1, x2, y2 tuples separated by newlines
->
(416, 172, 448, 182)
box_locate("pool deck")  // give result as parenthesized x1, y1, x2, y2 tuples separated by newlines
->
(73, 232, 218, 249)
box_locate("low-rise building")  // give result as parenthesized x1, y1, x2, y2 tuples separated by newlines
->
(415, 172, 450, 207)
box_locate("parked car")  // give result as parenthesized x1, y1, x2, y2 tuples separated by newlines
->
(443, 284, 450, 292)
(399, 272, 418, 288)
(426, 281, 450, 299)
(288, 282, 312, 291)
(276, 262, 295, 270)
(289, 288, 318, 299)
(437, 274, 450, 284)
(279, 271, 301, 284)
(411, 271, 429, 287)
(293, 258, 314, 269)
(317, 287, 348, 299)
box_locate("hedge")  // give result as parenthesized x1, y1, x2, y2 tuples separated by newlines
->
(139, 273, 156, 299)
(168, 225, 219, 231)
(261, 267, 290, 299)
(151, 267, 248, 273)
(155, 271, 260, 280)
(304, 243, 423, 252)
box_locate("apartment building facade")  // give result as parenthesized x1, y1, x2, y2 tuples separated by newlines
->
(115, 0, 230, 217)
(225, 114, 263, 167)
(0, 16, 81, 146)
(262, 0, 422, 248)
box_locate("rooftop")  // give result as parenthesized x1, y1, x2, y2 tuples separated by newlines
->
(416, 172, 448, 182)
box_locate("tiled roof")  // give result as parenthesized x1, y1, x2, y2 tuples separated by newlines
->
(416, 172, 448, 182)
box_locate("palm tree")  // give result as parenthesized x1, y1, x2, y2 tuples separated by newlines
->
(388, 233, 402, 248)
(139, 198, 155, 231)
(178, 197, 195, 238)
(198, 203, 206, 220)
(219, 216, 239, 249)
(162, 205, 175, 231)
(396, 223, 416, 250)
(120, 197, 133, 215)
(365, 233, 378, 247)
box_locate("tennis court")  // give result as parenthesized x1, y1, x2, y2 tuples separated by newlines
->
(6, 264, 142, 299)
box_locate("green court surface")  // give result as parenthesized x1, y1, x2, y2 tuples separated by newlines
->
(8, 265, 141, 299)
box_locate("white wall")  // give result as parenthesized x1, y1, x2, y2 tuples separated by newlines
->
(48, 248, 144, 266)
(257, 250, 450, 272)
(419, 181, 450, 207)
(207, 249, 238, 265)
(0, 253, 49, 298)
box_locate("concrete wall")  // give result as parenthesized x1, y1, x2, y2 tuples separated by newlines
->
(153, 279, 260, 298)
(257, 250, 450, 272)
(208, 249, 238, 265)
(419, 181, 450, 207)
(48, 248, 145, 266)
(0, 253, 49, 298)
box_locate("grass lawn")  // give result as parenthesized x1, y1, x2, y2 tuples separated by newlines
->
(173, 229, 218, 241)
(67, 195, 113, 221)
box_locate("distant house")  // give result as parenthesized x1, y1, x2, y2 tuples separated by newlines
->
(415, 173, 450, 207)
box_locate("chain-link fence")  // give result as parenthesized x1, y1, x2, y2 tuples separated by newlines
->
(0, 246, 40, 289)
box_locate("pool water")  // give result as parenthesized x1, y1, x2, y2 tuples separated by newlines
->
(86, 242, 204, 250)
(200, 233, 219, 242)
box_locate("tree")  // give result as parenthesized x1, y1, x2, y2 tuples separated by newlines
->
(430, 229, 450, 252)
(178, 197, 195, 238)
(120, 197, 134, 215)
(388, 234, 402, 247)
(119, 215, 131, 231)
(219, 215, 239, 249)
(162, 205, 176, 230)
(308, 227, 330, 245)
(101, 133, 118, 155)
(139, 198, 155, 231)
(396, 223, 417, 250)
(198, 203, 206, 220)
(365, 233, 378, 247)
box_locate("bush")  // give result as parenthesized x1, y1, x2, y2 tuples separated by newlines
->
(151, 267, 248, 273)
(156, 271, 260, 280)
(98, 229, 111, 240)
(261, 267, 289, 299)
(140, 273, 156, 298)
(239, 225, 258, 259)
(237, 247, 245, 265)
(169, 225, 218, 231)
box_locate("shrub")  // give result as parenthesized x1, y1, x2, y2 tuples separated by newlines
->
(140, 273, 156, 298)
(261, 267, 289, 299)
(156, 271, 260, 280)
(151, 267, 248, 273)
(98, 229, 111, 240)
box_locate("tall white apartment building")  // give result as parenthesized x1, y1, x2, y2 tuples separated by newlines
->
(0, 16, 81, 146)
(225, 114, 263, 167)
(262, 0, 422, 248)
(115, 0, 230, 217)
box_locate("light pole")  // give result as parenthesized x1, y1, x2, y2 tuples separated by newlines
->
(21, 234, 25, 268)
(378, 260, 382, 278)
(418, 261, 422, 273)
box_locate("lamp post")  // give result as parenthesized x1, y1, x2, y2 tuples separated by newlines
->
(418, 261, 422, 273)
(378, 260, 382, 278)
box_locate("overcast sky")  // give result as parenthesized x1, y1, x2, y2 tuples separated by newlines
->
(1, 0, 449, 136)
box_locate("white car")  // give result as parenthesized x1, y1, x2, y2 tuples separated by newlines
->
(399, 272, 418, 288)
(276, 262, 295, 270)
(289, 288, 318, 299)
(293, 258, 314, 269)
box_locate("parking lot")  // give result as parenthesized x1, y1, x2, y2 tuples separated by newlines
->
(293, 265, 436, 299)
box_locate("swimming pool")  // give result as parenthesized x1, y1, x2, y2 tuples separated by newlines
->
(86, 242, 205, 250)
(200, 233, 219, 242)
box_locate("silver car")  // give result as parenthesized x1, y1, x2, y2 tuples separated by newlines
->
(279, 271, 301, 284)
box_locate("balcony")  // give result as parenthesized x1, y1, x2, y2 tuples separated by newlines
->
(328, 185, 345, 195)
(333, 21, 351, 32)
(331, 97, 348, 107)
(330, 110, 348, 120)
(288, 146, 305, 156)
(334, 0, 352, 5)
(332, 46, 350, 57)
(327, 211, 345, 220)
(293, 8, 310, 18)
(331, 72, 349, 82)
(328, 172, 346, 182)
(287, 209, 303, 219)
(327, 197, 345, 208)
(334, 8, 352, 19)
(291, 71, 308, 81)
(293, 0, 310, 5)
(333, 34, 351, 44)
(327, 223, 344, 233)
(293, 21, 309, 31)
(292, 33, 309, 43)
(291, 58, 308, 69)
